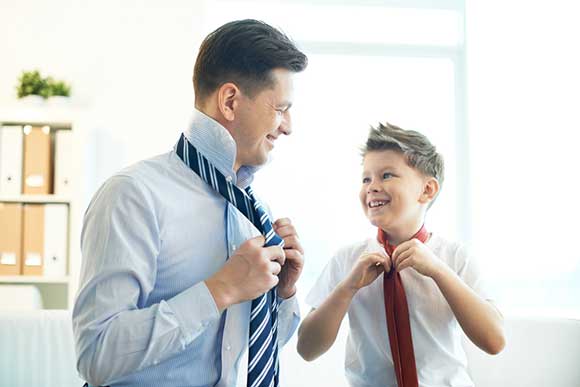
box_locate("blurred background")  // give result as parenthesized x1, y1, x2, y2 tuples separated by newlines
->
(1, 0, 579, 386)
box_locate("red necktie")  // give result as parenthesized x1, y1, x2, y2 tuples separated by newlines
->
(378, 225, 429, 387)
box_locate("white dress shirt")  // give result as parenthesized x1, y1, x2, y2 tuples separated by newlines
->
(306, 234, 492, 387)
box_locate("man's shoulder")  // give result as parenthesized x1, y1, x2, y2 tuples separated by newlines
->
(116, 151, 174, 180)
(95, 151, 177, 201)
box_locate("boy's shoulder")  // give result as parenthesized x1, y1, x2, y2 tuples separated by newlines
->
(427, 233, 470, 267)
(332, 237, 382, 265)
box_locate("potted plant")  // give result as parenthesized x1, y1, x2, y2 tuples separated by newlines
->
(16, 70, 72, 105)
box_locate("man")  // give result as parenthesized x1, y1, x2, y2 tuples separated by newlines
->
(73, 19, 308, 387)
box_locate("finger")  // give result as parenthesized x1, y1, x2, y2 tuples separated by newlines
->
(270, 274, 280, 287)
(249, 235, 266, 247)
(281, 235, 304, 255)
(396, 255, 414, 272)
(392, 242, 413, 266)
(265, 245, 286, 266)
(393, 248, 413, 269)
(275, 224, 297, 238)
(383, 255, 392, 272)
(283, 248, 304, 268)
(269, 261, 282, 275)
(362, 253, 385, 268)
(274, 218, 292, 229)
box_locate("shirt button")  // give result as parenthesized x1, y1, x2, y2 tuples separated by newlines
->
(226, 175, 233, 182)
(232, 244, 237, 251)
(225, 344, 232, 351)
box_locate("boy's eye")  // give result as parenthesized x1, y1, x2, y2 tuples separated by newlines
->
(362, 177, 370, 184)
(383, 172, 393, 179)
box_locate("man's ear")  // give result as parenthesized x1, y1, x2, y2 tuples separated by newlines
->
(419, 177, 440, 204)
(217, 82, 240, 122)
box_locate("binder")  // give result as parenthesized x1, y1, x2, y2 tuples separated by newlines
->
(54, 130, 73, 196)
(0, 202, 23, 275)
(21, 204, 44, 276)
(23, 126, 52, 195)
(43, 204, 68, 277)
(0, 125, 24, 195)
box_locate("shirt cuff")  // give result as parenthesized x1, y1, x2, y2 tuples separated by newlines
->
(166, 281, 221, 346)
(277, 293, 300, 346)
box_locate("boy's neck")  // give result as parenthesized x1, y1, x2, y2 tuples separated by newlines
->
(381, 218, 426, 246)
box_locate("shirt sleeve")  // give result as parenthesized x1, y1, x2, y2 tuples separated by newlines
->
(276, 294, 301, 347)
(72, 175, 221, 386)
(455, 244, 495, 302)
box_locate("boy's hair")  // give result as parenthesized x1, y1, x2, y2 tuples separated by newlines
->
(362, 122, 445, 187)
(193, 19, 308, 102)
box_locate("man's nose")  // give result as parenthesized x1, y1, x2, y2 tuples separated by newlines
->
(279, 112, 292, 136)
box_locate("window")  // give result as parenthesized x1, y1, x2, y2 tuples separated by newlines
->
(207, 0, 466, 291)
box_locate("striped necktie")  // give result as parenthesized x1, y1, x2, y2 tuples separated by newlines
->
(175, 133, 283, 387)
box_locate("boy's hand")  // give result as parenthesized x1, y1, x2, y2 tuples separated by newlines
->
(391, 239, 444, 278)
(273, 218, 304, 299)
(343, 252, 391, 292)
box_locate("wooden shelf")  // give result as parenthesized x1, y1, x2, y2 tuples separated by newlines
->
(0, 195, 71, 204)
(0, 276, 70, 284)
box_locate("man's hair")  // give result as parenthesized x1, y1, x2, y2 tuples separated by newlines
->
(362, 122, 445, 187)
(193, 19, 308, 101)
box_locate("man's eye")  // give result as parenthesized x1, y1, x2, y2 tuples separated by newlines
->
(362, 177, 370, 184)
(383, 172, 393, 179)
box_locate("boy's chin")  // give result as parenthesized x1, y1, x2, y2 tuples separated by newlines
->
(366, 216, 384, 229)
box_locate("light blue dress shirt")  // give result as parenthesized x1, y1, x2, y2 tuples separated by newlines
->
(72, 109, 301, 387)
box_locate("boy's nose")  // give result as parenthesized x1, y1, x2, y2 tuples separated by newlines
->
(367, 181, 381, 193)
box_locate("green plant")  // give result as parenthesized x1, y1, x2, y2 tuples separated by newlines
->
(48, 79, 71, 97)
(16, 70, 72, 99)
(16, 70, 47, 98)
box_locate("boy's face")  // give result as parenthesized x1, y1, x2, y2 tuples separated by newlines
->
(359, 150, 432, 236)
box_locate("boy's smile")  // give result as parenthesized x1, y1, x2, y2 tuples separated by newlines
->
(360, 150, 431, 243)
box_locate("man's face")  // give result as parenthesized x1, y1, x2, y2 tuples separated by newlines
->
(231, 68, 294, 169)
(359, 150, 428, 235)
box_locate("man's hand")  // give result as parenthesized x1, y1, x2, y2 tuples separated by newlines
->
(206, 236, 285, 311)
(391, 239, 443, 278)
(273, 218, 304, 299)
(342, 252, 390, 292)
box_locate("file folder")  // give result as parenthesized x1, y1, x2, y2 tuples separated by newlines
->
(43, 204, 68, 277)
(54, 130, 73, 196)
(23, 126, 52, 195)
(0, 125, 24, 195)
(21, 204, 44, 276)
(0, 202, 23, 275)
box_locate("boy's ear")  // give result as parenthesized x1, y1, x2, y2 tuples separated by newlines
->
(419, 177, 440, 204)
(217, 82, 240, 122)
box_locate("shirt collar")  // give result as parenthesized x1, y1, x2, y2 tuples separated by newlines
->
(182, 108, 261, 188)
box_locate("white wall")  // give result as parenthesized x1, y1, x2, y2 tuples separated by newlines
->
(0, 0, 209, 196)
(466, 0, 580, 315)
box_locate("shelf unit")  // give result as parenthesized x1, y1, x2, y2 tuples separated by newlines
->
(0, 103, 86, 310)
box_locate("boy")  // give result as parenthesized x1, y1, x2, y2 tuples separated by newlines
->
(297, 123, 505, 387)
